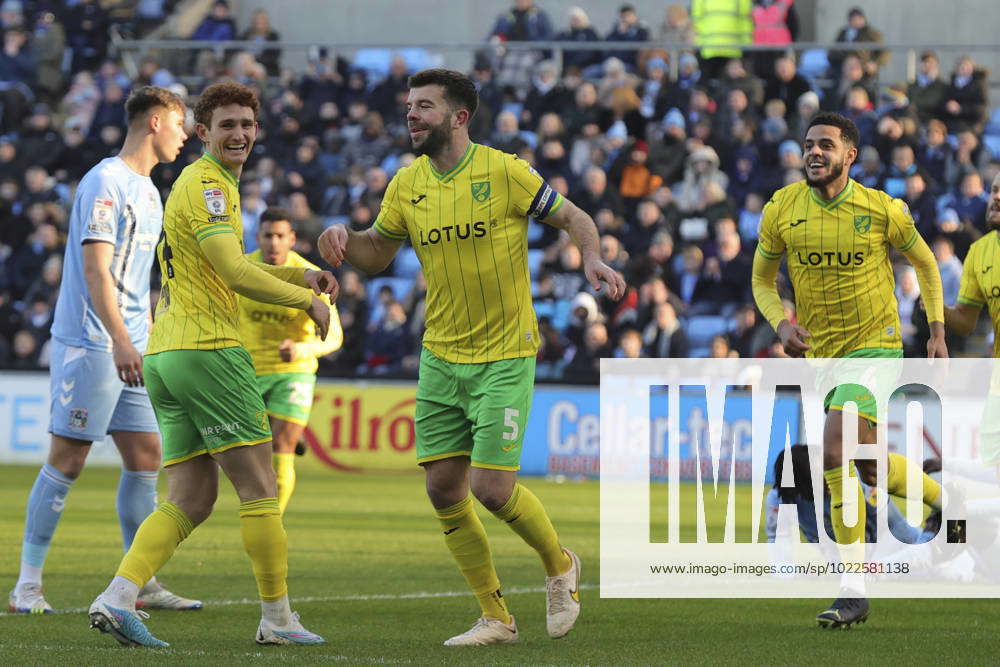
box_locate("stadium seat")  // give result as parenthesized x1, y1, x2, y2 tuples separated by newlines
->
(986, 108, 1000, 136)
(352, 48, 394, 81)
(527, 249, 544, 276)
(396, 48, 433, 72)
(366, 276, 414, 324)
(983, 134, 1000, 161)
(685, 315, 732, 350)
(689, 346, 710, 358)
(394, 247, 422, 279)
(798, 48, 829, 82)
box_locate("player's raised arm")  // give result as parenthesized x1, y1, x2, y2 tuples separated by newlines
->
(543, 197, 625, 299)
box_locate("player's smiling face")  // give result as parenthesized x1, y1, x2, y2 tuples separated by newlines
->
(198, 103, 258, 170)
(988, 173, 1000, 230)
(803, 124, 856, 188)
(406, 85, 453, 157)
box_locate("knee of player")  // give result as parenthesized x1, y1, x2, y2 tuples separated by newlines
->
(470, 481, 514, 512)
(168, 494, 216, 526)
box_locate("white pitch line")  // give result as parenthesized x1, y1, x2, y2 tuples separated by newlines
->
(0, 583, 598, 618)
(0, 643, 405, 662)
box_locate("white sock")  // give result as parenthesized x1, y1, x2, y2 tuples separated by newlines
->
(104, 575, 140, 609)
(16, 562, 43, 588)
(261, 595, 291, 626)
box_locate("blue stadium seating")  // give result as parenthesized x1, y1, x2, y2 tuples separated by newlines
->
(366, 276, 413, 325)
(797, 48, 830, 83)
(527, 249, 545, 276)
(685, 315, 732, 354)
(394, 247, 422, 278)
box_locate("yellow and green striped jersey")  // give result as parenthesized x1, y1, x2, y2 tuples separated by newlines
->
(239, 249, 343, 375)
(957, 231, 1000, 357)
(373, 142, 564, 364)
(756, 179, 921, 358)
(148, 153, 244, 353)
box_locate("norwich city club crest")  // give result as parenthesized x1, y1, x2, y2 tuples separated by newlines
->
(471, 181, 491, 202)
(853, 215, 872, 234)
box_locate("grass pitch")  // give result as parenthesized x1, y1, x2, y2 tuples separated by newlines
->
(1, 462, 998, 664)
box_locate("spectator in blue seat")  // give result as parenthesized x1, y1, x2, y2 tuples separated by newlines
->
(564, 321, 612, 383)
(941, 55, 989, 134)
(880, 143, 918, 199)
(944, 129, 990, 191)
(850, 145, 883, 189)
(65, 0, 109, 74)
(239, 9, 282, 77)
(642, 301, 688, 358)
(616, 327, 643, 358)
(917, 118, 951, 191)
(941, 171, 989, 233)
(606, 4, 650, 71)
(0, 26, 33, 132)
(908, 51, 948, 123)
(572, 165, 623, 219)
(191, 0, 236, 42)
(555, 6, 600, 75)
(763, 57, 811, 120)
(697, 229, 751, 316)
(364, 301, 410, 376)
(903, 171, 938, 241)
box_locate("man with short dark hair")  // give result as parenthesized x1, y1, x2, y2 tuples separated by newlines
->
(751, 111, 947, 628)
(319, 68, 625, 646)
(908, 51, 949, 122)
(239, 208, 342, 514)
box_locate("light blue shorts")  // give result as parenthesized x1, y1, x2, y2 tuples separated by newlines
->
(49, 340, 159, 442)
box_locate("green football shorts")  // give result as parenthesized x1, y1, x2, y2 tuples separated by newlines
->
(823, 347, 904, 425)
(144, 347, 272, 466)
(414, 348, 535, 471)
(257, 372, 316, 426)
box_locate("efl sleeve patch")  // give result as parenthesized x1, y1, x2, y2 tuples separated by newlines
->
(87, 197, 115, 235)
(203, 187, 228, 216)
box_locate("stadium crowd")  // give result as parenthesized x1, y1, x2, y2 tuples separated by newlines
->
(0, 0, 995, 381)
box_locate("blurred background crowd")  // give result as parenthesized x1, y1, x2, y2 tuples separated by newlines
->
(0, 0, 995, 381)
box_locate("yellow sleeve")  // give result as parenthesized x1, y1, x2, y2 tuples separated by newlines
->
(890, 198, 944, 323)
(372, 174, 408, 240)
(249, 260, 308, 287)
(507, 153, 563, 220)
(200, 232, 312, 309)
(957, 244, 986, 309)
(752, 195, 787, 330)
(188, 180, 237, 243)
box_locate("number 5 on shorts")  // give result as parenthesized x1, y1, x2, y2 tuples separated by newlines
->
(502, 408, 520, 441)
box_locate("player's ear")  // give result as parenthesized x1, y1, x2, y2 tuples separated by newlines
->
(195, 122, 210, 143)
(452, 108, 469, 130)
(846, 145, 858, 166)
(147, 109, 161, 133)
